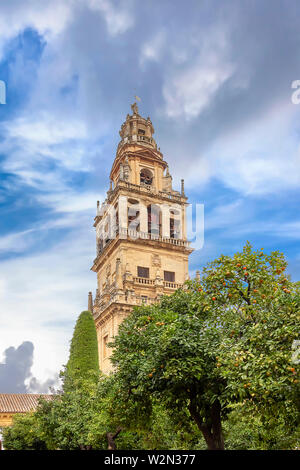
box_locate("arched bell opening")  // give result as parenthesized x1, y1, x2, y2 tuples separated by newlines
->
(170, 209, 181, 239)
(140, 168, 153, 186)
(147, 204, 162, 236)
(128, 198, 140, 232)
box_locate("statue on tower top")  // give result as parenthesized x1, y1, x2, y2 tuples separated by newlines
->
(131, 102, 139, 115)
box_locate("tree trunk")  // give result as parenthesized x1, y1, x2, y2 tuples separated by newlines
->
(188, 399, 224, 450)
(79, 444, 93, 450)
(107, 427, 122, 450)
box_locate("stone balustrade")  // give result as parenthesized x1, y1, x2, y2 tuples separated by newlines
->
(96, 227, 191, 258)
(163, 281, 182, 289)
(98, 180, 185, 208)
(132, 276, 155, 285)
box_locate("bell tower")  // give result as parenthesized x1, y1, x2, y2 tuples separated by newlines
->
(91, 103, 193, 374)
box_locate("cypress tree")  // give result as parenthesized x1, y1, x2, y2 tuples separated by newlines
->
(66, 311, 99, 381)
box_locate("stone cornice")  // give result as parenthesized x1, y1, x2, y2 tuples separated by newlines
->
(110, 144, 165, 180)
(91, 232, 193, 272)
(94, 302, 134, 326)
(94, 180, 187, 227)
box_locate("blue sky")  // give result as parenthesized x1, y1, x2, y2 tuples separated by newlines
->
(0, 0, 300, 391)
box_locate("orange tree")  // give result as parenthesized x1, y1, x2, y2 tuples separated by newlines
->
(110, 243, 299, 450)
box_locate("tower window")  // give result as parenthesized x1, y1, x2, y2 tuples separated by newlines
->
(138, 129, 145, 135)
(114, 203, 119, 226)
(137, 266, 149, 278)
(141, 295, 148, 304)
(170, 209, 180, 239)
(164, 271, 175, 282)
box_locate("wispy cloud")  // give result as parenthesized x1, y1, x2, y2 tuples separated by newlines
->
(87, 0, 134, 36)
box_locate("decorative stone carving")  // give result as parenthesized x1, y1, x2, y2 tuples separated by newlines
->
(131, 102, 139, 115)
(119, 163, 124, 180)
(123, 156, 131, 181)
(163, 165, 173, 192)
(151, 254, 161, 267)
(106, 264, 111, 276)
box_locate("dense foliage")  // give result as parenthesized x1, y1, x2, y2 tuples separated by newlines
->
(66, 310, 99, 382)
(110, 243, 299, 449)
(2, 244, 299, 450)
(1, 413, 48, 450)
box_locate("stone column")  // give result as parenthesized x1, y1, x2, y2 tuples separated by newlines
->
(124, 263, 132, 282)
(118, 195, 128, 238)
(132, 118, 137, 141)
(88, 291, 93, 313)
(155, 270, 164, 298)
(120, 164, 124, 180)
(139, 200, 148, 234)
(181, 179, 185, 196)
(182, 203, 187, 240)
(162, 204, 170, 238)
(115, 258, 122, 289)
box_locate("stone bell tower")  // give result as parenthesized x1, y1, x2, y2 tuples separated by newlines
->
(91, 103, 193, 374)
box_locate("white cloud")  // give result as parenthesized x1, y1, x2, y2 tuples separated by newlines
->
(140, 31, 166, 65)
(0, 112, 100, 193)
(168, 99, 300, 196)
(0, 0, 73, 60)
(0, 229, 36, 254)
(238, 220, 300, 240)
(36, 190, 104, 213)
(0, 0, 134, 60)
(205, 200, 245, 231)
(5, 114, 87, 145)
(163, 60, 234, 119)
(0, 223, 96, 383)
(162, 27, 234, 120)
(87, 0, 134, 36)
(210, 105, 300, 195)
